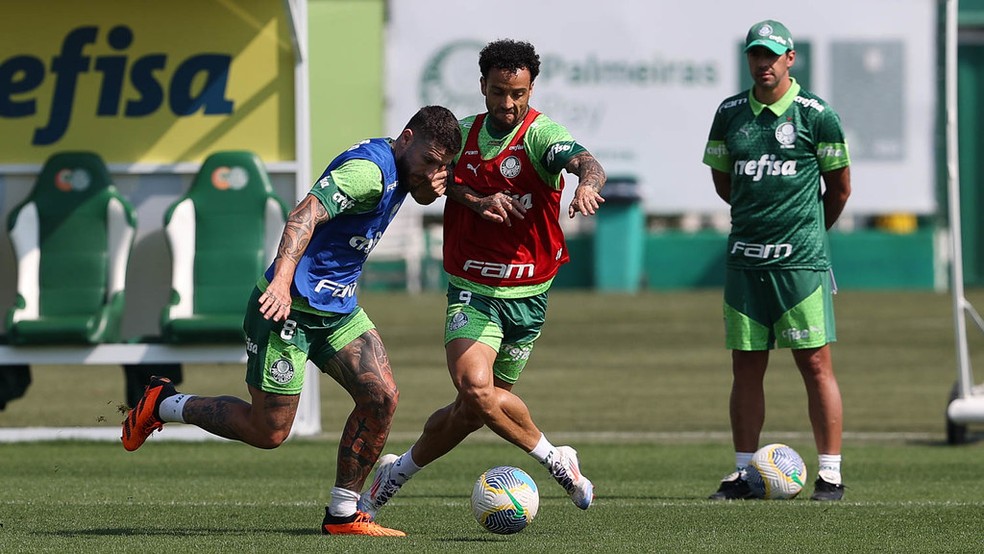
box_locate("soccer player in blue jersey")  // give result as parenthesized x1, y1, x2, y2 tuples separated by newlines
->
(702, 20, 851, 501)
(122, 105, 462, 536)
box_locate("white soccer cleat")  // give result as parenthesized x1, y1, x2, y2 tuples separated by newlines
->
(544, 445, 594, 510)
(358, 454, 406, 518)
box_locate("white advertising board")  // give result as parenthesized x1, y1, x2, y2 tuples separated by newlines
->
(386, 0, 936, 214)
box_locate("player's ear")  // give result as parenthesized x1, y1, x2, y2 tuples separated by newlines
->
(786, 50, 796, 68)
(396, 128, 414, 150)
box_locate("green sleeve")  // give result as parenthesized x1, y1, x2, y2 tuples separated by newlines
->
(815, 108, 851, 172)
(309, 159, 383, 217)
(702, 110, 732, 173)
(525, 114, 581, 188)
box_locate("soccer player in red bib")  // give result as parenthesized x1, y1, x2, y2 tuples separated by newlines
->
(360, 39, 607, 517)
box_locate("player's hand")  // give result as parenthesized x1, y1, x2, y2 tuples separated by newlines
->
(480, 192, 526, 226)
(409, 166, 452, 205)
(258, 285, 292, 322)
(431, 165, 452, 197)
(569, 184, 605, 218)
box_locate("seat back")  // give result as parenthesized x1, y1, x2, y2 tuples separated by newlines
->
(161, 150, 287, 342)
(5, 151, 136, 344)
(365, 203, 425, 293)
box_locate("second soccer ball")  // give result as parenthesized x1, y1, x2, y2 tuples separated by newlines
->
(745, 443, 808, 499)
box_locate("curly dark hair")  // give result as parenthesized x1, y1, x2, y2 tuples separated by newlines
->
(404, 105, 462, 155)
(478, 39, 540, 82)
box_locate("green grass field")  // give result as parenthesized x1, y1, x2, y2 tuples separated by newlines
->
(3, 290, 984, 552)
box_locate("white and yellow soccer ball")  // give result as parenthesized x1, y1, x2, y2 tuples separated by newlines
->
(470, 466, 539, 534)
(746, 443, 808, 499)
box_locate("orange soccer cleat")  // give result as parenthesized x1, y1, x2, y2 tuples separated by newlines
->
(321, 509, 406, 537)
(121, 376, 176, 451)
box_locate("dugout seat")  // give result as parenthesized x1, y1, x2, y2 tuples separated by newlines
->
(160, 150, 288, 343)
(364, 204, 426, 293)
(5, 151, 136, 345)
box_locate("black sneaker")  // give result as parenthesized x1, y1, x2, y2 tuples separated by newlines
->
(708, 471, 757, 500)
(810, 475, 845, 501)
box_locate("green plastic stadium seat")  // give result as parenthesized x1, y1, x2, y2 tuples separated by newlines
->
(5, 152, 137, 345)
(160, 151, 288, 343)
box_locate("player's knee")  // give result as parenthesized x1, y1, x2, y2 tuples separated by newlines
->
(458, 384, 496, 416)
(253, 428, 291, 449)
(359, 384, 399, 422)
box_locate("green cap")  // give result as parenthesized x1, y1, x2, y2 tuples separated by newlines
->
(744, 20, 794, 55)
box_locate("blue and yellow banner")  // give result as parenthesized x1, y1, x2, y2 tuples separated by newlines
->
(0, 0, 295, 164)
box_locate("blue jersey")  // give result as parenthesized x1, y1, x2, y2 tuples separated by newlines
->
(265, 138, 406, 313)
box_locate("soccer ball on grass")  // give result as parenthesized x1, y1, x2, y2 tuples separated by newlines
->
(745, 443, 807, 499)
(470, 465, 539, 534)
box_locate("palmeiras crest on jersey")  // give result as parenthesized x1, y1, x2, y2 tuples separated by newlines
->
(775, 122, 797, 148)
(269, 358, 294, 384)
(500, 156, 522, 178)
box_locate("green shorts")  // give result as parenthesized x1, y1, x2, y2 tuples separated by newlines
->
(723, 268, 836, 351)
(243, 287, 375, 395)
(444, 284, 547, 384)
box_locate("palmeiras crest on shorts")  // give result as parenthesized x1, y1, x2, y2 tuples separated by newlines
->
(500, 156, 521, 178)
(448, 311, 469, 332)
(269, 358, 295, 384)
(775, 122, 796, 148)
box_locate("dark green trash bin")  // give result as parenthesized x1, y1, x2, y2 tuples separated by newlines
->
(593, 176, 644, 292)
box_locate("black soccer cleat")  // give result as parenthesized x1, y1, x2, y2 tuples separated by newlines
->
(810, 475, 845, 501)
(708, 471, 757, 500)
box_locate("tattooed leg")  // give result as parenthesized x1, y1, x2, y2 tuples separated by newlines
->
(321, 329, 399, 492)
(183, 385, 300, 449)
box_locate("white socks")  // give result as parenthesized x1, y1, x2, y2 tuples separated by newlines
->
(327, 487, 360, 517)
(528, 434, 557, 465)
(392, 449, 422, 484)
(158, 394, 193, 423)
(735, 451, 754, 471)
(736, 451, 841, 483)
(818, 454, 843, 484)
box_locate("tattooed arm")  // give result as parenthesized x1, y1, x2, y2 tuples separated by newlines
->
(446, 180, 527, 227)
(566, 151, 607, 218)
(258, 194, 330, 321)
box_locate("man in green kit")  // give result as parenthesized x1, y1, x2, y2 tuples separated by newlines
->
(702, 19, 851, 501)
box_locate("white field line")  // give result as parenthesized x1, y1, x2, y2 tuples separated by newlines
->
(0, 426, 940, 443)
(2, 498, 984, 509)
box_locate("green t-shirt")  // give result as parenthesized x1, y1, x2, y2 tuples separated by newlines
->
(309, 158, 384, 217)
(702, 79, 850, 270)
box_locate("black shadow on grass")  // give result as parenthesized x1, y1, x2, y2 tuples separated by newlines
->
(438, 537, 508, 543)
